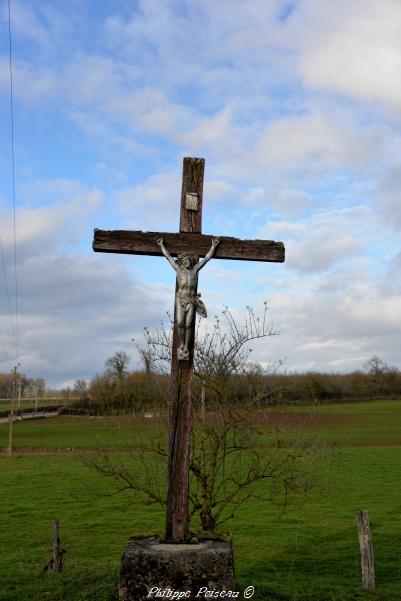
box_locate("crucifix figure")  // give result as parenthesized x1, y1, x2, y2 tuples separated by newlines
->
(93, 157, 285, 542)
(156, 235, 220, 361)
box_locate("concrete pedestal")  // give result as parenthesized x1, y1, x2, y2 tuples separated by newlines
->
(118, 535, 235, 601)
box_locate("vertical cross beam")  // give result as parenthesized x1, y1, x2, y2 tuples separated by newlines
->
(165, 158, 205, 541)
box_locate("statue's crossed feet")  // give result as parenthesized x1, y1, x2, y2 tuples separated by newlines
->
(178, 346, 190, 361)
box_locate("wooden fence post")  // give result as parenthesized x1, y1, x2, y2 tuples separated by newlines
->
(356, 510, 375, 589)
(52, 519, 63, 572)
(43, 519, 65, 573)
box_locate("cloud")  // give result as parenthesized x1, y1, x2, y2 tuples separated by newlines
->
(259, 206, 370, 275)
(1, 1, 51, 49)
(101, 1, 283, 85)
(296, 0, 401, 111)
(0, 0, 395, 186)
(374, 166, 401, 229)
(115, 169, 182, 231)
(13, 251, 170, 386)
(0, 57, 57, 103)
(248, 280, 401, 374)
(243, 187, 312, 216)
(290, 236, 362, 274)
(1, 1, 401, 384)
(3, 187, 102, 262)
(382, 250, 401, 294)
(68, 110, 152, 160)
(0, 186, 170, 385)
(256, 110, 383, 171)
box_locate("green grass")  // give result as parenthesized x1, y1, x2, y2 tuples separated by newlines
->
(234, 446, 401, 600)
(2, 400, 401, 450)
(1, 401, 401, 600)
(0, 415, 166, 449)
(263, 399, 401, 446)
(0, 454, 163, 601)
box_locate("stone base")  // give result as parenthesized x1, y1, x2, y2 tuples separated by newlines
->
(118, 535, 235, 601)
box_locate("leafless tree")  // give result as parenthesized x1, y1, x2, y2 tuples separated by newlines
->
(105, 351, 131, 380)
(74, 378, 88, 401)
(82, 306, 332, 535)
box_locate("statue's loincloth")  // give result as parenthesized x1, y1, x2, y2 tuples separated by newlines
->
(177, 292, 207, 318)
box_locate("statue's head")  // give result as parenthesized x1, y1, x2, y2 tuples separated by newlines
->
(177, 253, 197, 269)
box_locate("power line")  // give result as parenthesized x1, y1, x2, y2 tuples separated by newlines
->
(0, 236, 17, 359)
(7, 0, 20, 364)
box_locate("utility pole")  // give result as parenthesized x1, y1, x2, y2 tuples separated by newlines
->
(7, 365, 19, 459)
(16, 377, 21, 419)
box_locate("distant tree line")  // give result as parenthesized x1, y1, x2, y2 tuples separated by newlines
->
(0, 372, 78, 402)
(0, 372, 45, 400)
(63, 351, 401, 416)
(263, 359, 401, 405)
(78, 352, 169, 415)
(1, 350, 400, 412)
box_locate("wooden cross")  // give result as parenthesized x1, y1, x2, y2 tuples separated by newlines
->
(93, 157, 285, 542)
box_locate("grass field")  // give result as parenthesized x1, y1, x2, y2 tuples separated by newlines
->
(1, 400, 401, 601)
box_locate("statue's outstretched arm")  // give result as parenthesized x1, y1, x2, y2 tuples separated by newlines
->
(196, 237, 220, 271)
(155, 237, 178, 272)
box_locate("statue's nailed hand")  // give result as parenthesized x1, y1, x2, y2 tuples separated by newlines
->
(155, 236, 164, 247)
(212, 237, 220, 247)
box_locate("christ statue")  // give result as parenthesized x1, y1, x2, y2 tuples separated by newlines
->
(156, 236, 220, 361)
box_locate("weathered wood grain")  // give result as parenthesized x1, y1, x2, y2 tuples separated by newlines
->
(179, 157, 204, 233)
(356, 510, 375, 589)
(93, 229, 285, 263)
(166, 157, 203, 542)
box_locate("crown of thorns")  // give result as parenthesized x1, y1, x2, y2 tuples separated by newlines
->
(177, 253, 197, 266)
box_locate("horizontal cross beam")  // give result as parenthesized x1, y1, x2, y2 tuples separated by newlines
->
(93, 229, 285, 263)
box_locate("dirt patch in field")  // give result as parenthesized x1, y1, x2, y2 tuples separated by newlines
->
(255, 411, 358, 428)
(0, 445, 142, 455)
(57, 414, 169, 426)
(49, 412, 358, 428)
(2, 410, 399, 453)
(3, 437, 401, 455)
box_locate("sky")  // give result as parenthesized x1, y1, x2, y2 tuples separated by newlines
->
(0, 0, 401, 387)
